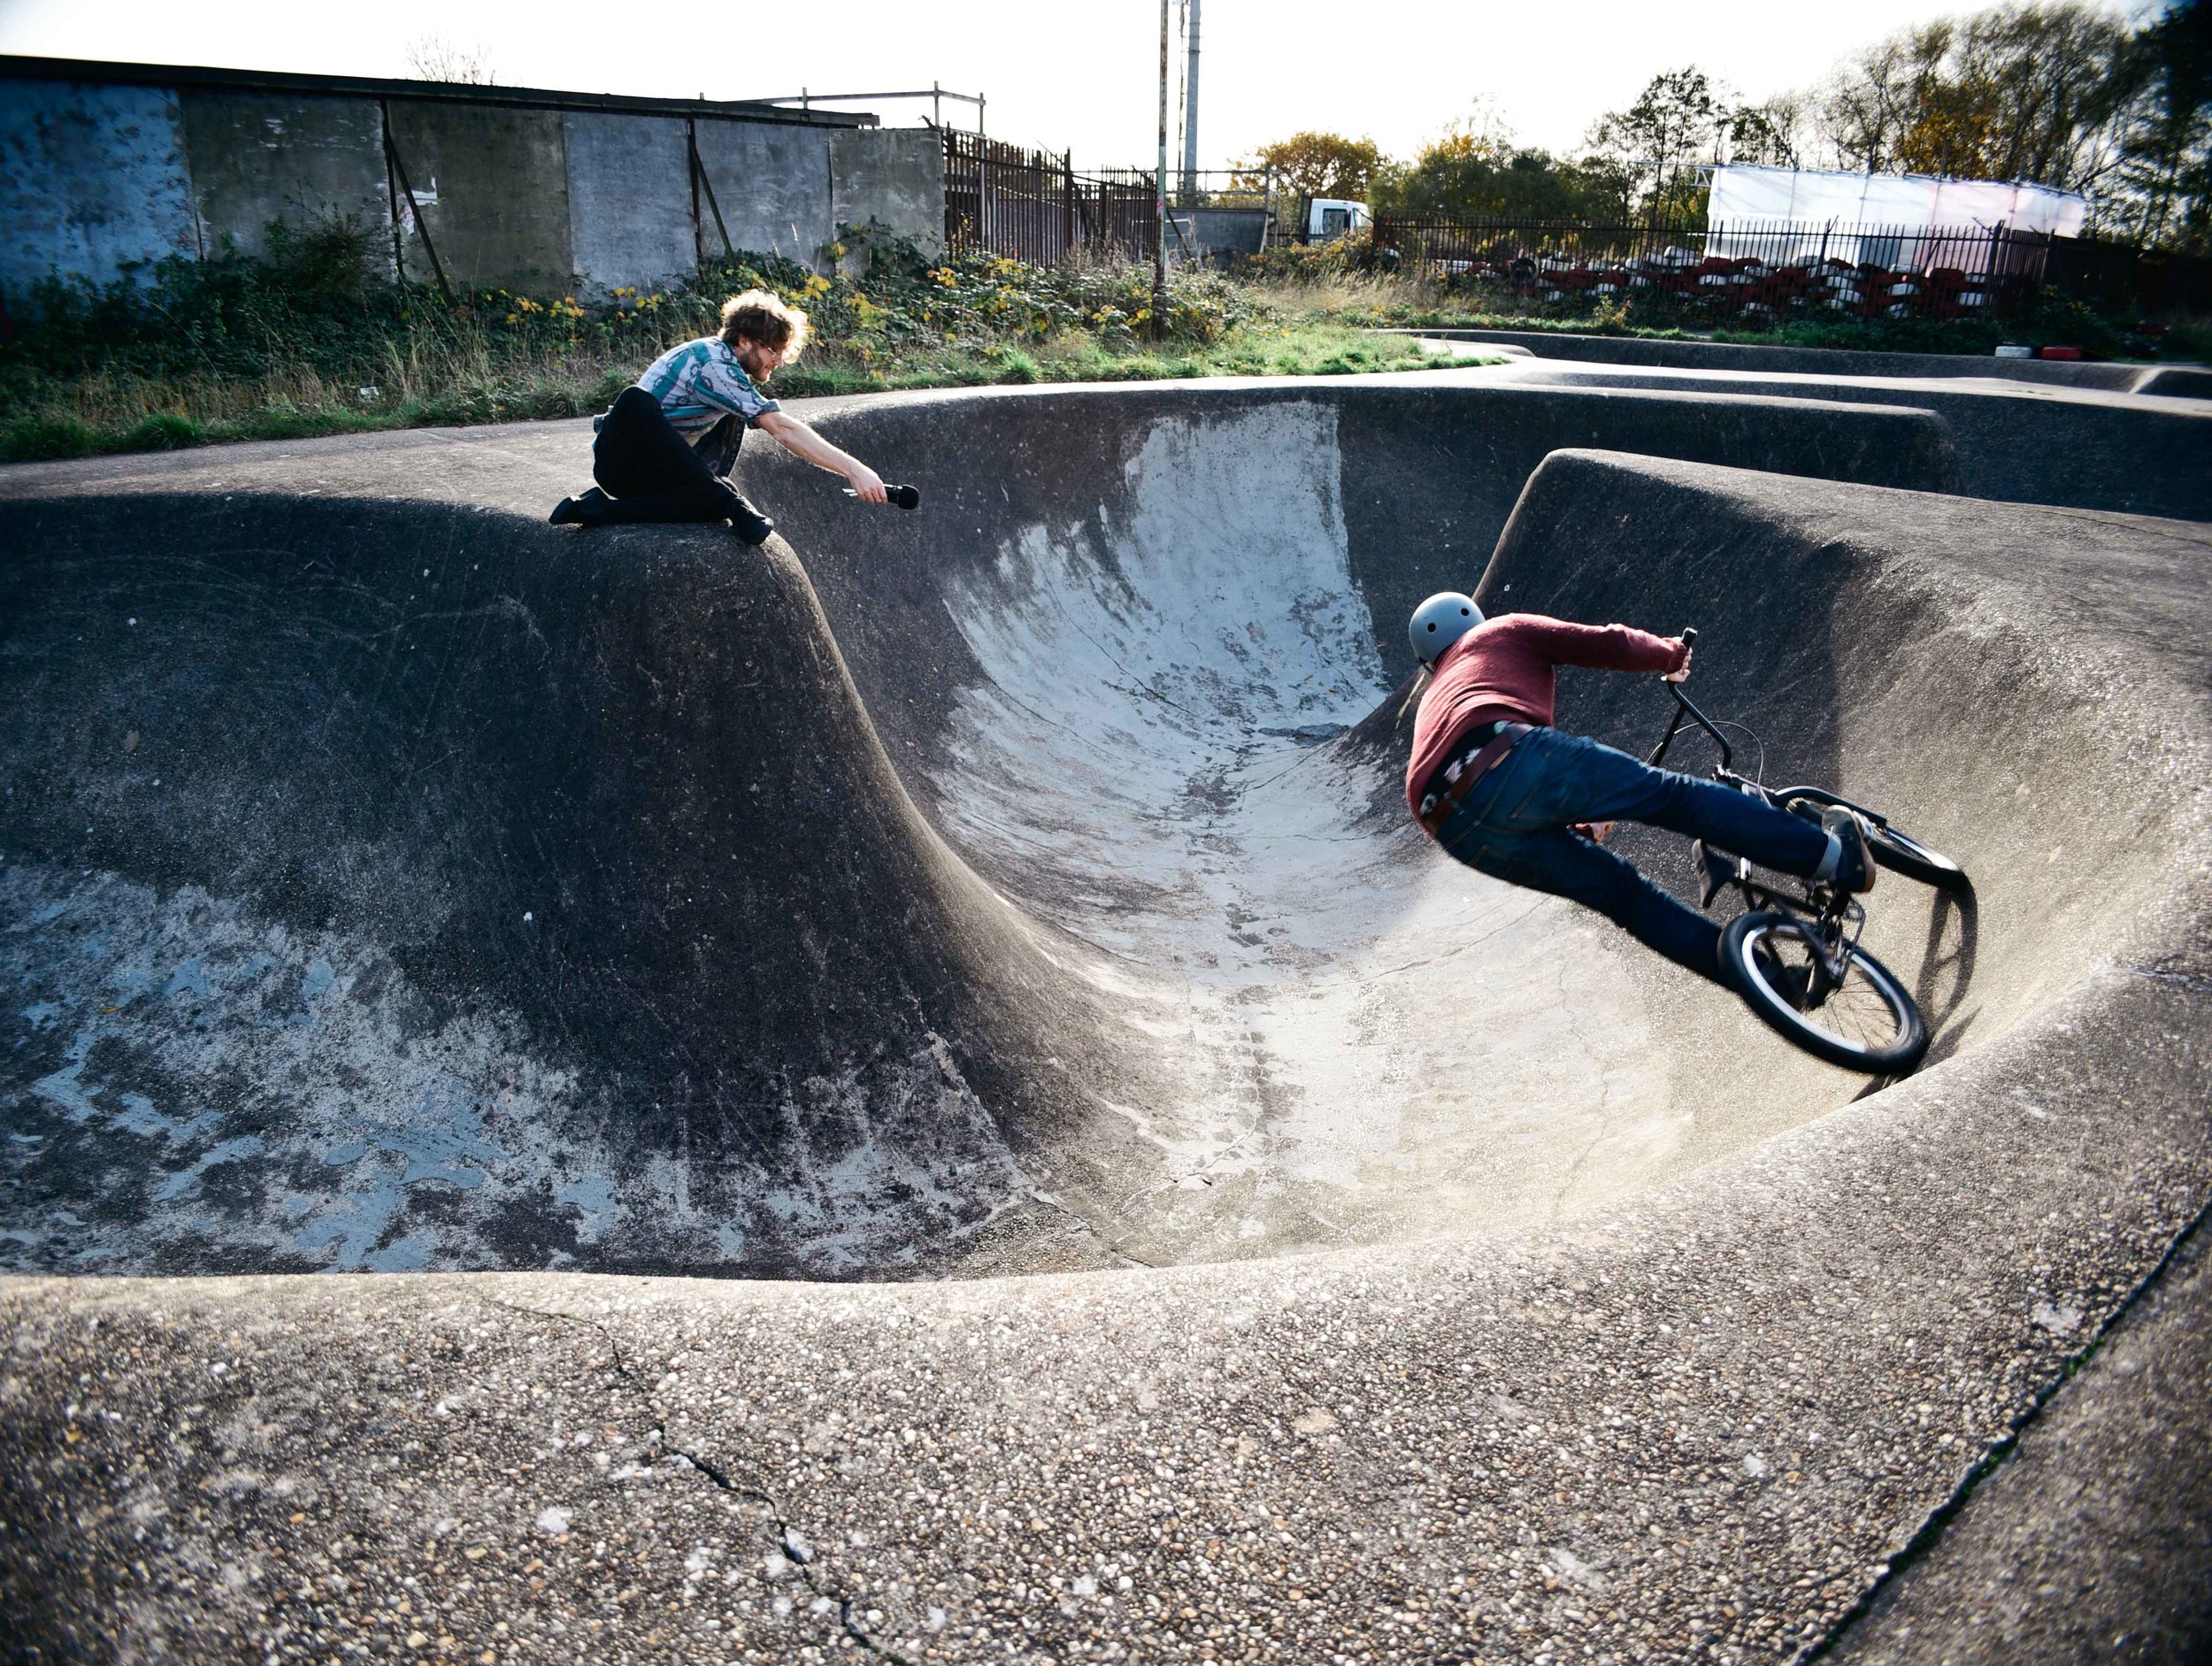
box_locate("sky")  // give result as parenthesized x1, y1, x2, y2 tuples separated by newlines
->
(0, 0, 2154, 172)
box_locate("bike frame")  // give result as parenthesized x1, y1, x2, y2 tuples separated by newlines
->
(1644, 643, 1868, 992)
(1647, 677, 1897, 833)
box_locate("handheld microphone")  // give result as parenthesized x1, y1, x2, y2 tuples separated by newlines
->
(843, 483, 921, 511)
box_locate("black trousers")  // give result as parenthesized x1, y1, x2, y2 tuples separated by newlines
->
(584, 387, 749, 524)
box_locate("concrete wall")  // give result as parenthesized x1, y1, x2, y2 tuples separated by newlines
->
(0, 72, 952, 299)
(831, 128, 946, 259)
(0, 80, 198, 296)
(179, 90, 391, 268)
(384, 102, 573, 292)
(562, 111, 695, 299)
(693, 119, 833, 270)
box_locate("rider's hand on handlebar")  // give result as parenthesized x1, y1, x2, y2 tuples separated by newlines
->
(1663, 641, 1694, 684)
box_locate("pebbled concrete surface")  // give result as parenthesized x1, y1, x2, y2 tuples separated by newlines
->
(2, 379, 2210, 1660)
(4, 970, 2207, 1664)
(1825, 1216, 2212, 1666)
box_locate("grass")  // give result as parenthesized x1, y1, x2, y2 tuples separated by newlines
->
(0, 230, 1486, 464)
(0, 325, 1472, 463)
(1228, 243, 2209, 361)
(17, 219, 2179, 465)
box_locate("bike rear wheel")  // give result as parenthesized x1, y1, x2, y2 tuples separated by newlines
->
(1720, 911, 1929, 1073)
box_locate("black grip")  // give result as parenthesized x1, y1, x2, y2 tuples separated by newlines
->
(1681, 627, 1698, 648)
(848, 483, 921, 510)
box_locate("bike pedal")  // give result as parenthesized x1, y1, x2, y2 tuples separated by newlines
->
(1691, 840, 1740, 910)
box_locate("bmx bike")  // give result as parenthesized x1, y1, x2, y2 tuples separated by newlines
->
(1647, 631, 1970, 1073)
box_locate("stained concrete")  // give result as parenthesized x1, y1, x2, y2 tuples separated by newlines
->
(177, 90, 392, 266)
(831, 129, 947, 261)
(1, 371, 2208, 1661)
(0, 379, 1955, 1279)
(695, 119, 833, 272)
(0, 78, 198, 295)
(562, 112, 695, 299)
(383, 101, 574, 291)
(2, 65, 952, 300)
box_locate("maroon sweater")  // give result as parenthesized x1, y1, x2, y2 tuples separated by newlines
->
(1404, 613, 1688, 816)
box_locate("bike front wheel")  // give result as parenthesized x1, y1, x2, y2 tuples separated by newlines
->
(1720, 911, 1929, 1073)
(1865, 822, 1969, 889)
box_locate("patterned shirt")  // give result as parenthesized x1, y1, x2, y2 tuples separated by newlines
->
(634, 337, 781, 441)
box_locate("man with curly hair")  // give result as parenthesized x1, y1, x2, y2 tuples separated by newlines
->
(550, 288, 887, 544)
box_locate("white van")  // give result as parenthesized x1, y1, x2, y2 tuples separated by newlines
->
(1305, 197, 1371, 240)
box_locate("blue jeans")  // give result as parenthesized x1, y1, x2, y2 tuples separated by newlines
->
(1434, 726, 1830, 985)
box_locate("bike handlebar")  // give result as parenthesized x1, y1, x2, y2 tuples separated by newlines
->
(1647, 627, 1735, 772)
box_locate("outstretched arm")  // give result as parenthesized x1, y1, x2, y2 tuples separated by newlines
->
(753, 411, 887, 503)
(1523, 618, 1690, 679)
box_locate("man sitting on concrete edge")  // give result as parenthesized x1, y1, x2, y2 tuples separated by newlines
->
(550, 288, 887, 542)
(1405, 592, 1875, 987)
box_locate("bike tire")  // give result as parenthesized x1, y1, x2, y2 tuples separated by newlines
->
(1720, 911, 1929, 1073)
(1864, 822, 1970, 889)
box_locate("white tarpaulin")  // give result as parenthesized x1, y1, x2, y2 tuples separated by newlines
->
(1707, 165, 2086, 264)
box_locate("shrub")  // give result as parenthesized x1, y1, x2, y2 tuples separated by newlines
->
(1, 415, 96, 462)
(119, 413, 203, 451)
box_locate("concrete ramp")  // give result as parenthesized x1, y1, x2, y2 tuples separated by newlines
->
(0, 380, 1962, 1278)
(3, 377, 2210, 1661)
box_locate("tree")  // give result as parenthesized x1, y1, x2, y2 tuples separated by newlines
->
(1813, 4, 2130, 189)
(1587, 68, 1726, 219)
(1373, 135, 1627, 221)
(2100, 0, 2212, 250)
(1236, 133, 1383, 201)
(405, 34, 498, 86)
(1726, 95, 1807, 170)
(1818, 23, 1955, 173)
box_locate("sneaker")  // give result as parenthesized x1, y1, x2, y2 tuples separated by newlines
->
(1821, 806, 1877, 894)
(548, 488, 608, 526)
(727, 495, 774, 547)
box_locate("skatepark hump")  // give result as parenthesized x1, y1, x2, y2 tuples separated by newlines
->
(3, 368, 2210, 1662)
(0, 377, 2201, 1281)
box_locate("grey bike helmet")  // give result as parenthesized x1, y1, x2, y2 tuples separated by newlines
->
(1409, 592, 1483, 667)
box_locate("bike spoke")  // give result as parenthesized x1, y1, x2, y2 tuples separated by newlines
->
(1744, 918, 1919, 1064)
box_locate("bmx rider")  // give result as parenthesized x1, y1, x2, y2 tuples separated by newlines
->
(1405, 593, 1875, 986)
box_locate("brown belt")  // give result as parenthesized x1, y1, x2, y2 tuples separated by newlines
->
(1417, 722, 1532, 837)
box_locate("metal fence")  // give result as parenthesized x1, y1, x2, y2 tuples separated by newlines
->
(2045, 233, 2212, 317)
(1371, 217, 2059, 319)
(942, 133, 1158, 264)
